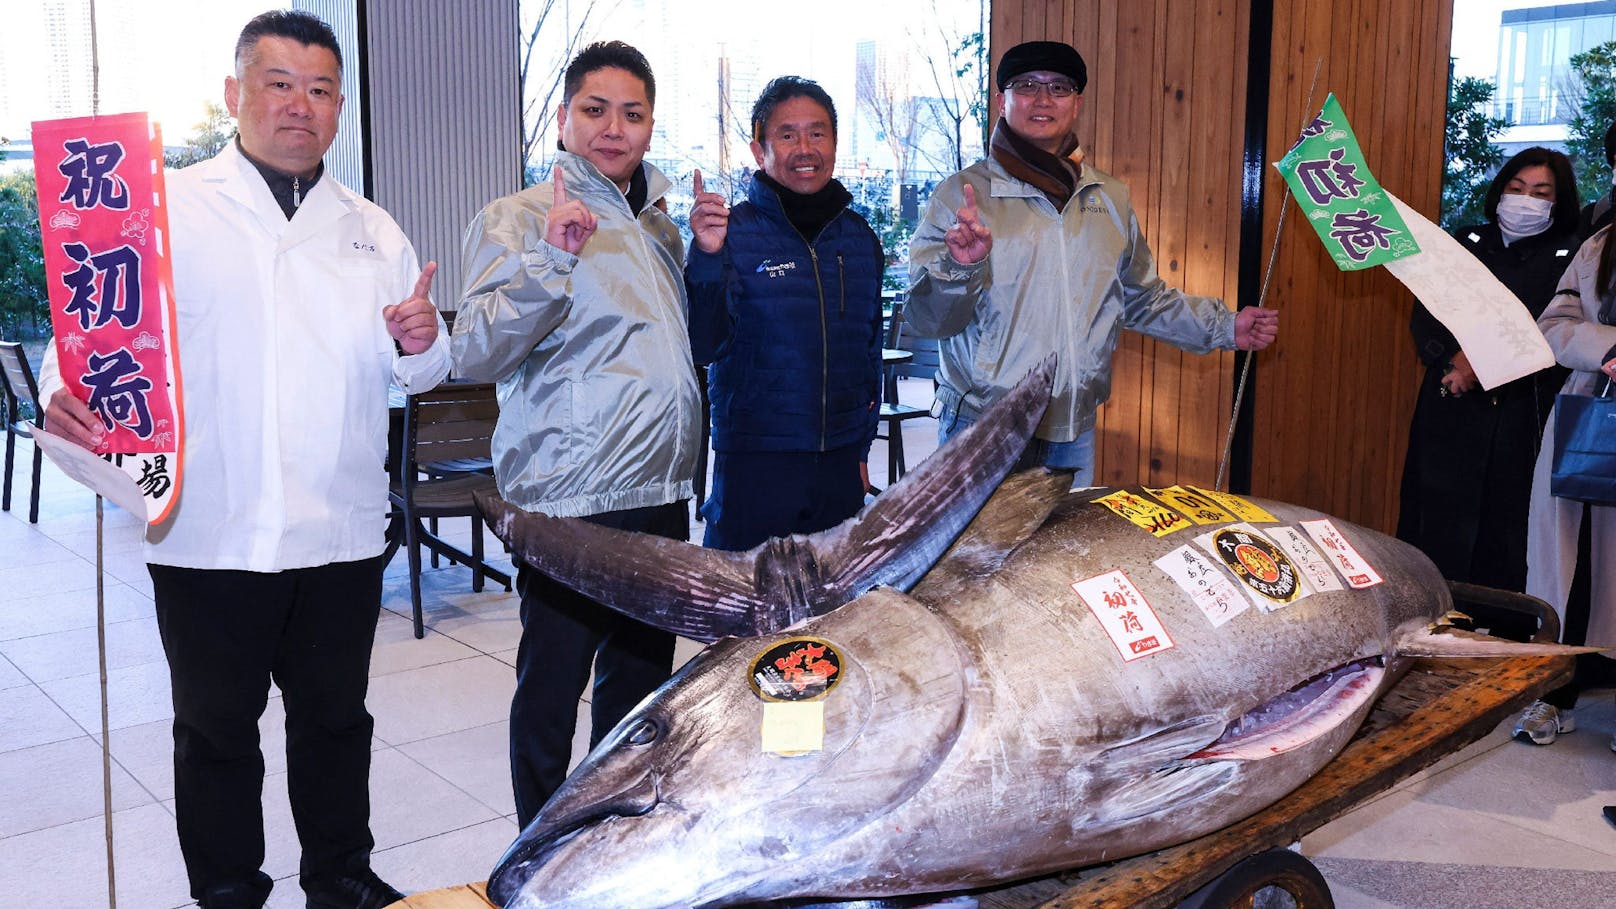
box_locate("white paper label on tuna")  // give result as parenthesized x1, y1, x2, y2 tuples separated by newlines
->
(760, 701, 825, 756)
(1300, 519, 1384, 588)
(1154, 545, 1251, 628)
(1072, 570, 1175, 662)
(1268, 524, 1345, 592)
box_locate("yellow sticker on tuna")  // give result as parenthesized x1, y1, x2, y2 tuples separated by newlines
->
(1187, 486, 1278, 523)
(1095, 490, 1190, 537)
(1145, 485, 1235, 525)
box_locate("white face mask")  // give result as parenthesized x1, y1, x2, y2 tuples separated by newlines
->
(1496, 193, 1553, 238)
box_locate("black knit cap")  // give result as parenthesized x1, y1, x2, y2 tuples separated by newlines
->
(996, 41, 1088, 93)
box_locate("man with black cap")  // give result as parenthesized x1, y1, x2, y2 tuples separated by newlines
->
(906, 40, 1278, 479)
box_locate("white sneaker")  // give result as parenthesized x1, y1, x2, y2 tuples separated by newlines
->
(1513, 701, 1575, 745)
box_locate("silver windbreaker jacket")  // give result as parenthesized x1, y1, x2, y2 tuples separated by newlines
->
(906, 156, 1236, 443)
(452, 152, 699, 517)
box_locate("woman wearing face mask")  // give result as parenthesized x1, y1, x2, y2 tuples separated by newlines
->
(1397, 147, 1578, 631)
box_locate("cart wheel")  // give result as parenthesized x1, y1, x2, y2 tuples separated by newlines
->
(1176, 848, 1333, 909)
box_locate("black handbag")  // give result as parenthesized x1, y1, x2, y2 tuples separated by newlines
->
(1551, 375, 1616, 506)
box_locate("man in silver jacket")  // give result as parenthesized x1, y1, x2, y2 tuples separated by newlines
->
(452, 41, 699, 827)
(907, 41, 1278, 480)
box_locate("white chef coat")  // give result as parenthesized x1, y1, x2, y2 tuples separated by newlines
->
(42, 142, 450, 571)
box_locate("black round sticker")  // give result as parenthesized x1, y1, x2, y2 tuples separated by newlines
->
(1211, 528, 1301, 603)
(748, 637, 844, 702)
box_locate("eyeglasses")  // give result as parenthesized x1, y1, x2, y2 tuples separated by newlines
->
(1005, 78, 1079, 98)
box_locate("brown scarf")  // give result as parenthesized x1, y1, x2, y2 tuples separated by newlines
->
(989, 118, 1084, 212)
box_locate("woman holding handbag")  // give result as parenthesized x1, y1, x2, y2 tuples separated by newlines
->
(1515, 219, 1616, 747)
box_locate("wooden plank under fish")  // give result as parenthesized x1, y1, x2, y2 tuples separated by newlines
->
(389, 653, 1570, 909)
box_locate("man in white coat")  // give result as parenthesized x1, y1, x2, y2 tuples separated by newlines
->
(42, 11, 448, 909)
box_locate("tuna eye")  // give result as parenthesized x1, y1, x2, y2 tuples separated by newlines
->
(625, 719, 659, 746)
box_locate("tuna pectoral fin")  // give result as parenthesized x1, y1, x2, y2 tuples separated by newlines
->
(478, 359, 1055, 642)
(1395, 626, 1606, 658)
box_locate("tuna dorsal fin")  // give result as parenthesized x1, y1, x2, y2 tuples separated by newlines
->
(1395, 626, 1606, 658)
(477, 358, 1055, 642)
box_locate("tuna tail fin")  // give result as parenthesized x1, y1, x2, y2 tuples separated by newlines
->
(477, 358, 1055, 642)
(1394, 626, 1606, 658)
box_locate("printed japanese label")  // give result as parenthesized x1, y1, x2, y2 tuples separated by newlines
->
(760, 701, 825, 756)
(1273, 92, 1420, 271)
(1300, 519, 1384, 589)
(1154, 545, 1251, 627)
(32, 113, 182, 525)
(1187, 486, 1279, 524)
(749, 638, 844, 702)
(1095, 489, 1190, 537)
(1072, 570, 1175, 662)
(1145, 485, 1235, 525)
(1268, 524, 1345, 592)
(1198, 523, 1303, 608)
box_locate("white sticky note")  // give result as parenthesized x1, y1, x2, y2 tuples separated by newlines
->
(761, 701, 825, 755)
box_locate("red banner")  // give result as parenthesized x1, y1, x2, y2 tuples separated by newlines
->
(32, 112, 183, 524)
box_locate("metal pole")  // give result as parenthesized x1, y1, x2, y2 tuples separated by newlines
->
(88, 1, 117, 901)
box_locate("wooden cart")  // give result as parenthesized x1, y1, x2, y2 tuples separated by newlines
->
(395, 585, 1573, 909)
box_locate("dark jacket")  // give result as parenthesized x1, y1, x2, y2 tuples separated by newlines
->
(1396, 221, 1577, 590)
(686, 173, 883, 454)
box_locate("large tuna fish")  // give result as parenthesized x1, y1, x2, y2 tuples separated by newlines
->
(476, 362, 1573, 908)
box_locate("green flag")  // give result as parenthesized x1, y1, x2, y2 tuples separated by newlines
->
(1274, 93, 1419, 271)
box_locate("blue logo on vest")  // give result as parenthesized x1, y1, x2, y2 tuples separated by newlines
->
(756, 259, 797, 278)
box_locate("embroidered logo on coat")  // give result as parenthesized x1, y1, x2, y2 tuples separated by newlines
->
(756, 259, 797, 278)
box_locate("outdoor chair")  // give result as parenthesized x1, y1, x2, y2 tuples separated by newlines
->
(389, 381, 511, 638)
(0, 341, 44, 523)
(876, 303, 940, 481)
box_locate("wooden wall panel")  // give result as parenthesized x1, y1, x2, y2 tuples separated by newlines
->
(991, 0, 1451, 532)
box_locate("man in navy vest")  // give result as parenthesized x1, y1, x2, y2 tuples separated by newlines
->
(686, 76, 883, 550)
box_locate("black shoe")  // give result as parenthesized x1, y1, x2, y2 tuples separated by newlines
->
(303, 867, 406, 909)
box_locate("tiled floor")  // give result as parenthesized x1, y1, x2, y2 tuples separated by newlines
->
(3, 379, 1615, 908)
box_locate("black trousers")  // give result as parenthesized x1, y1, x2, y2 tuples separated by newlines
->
(510, 500, 688, 827)
(149, 556, 386, 903)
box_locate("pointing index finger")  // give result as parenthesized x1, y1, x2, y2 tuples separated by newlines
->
(412, 261, 438, 300)
(553, 166, 567, 204)
(959, 183, 978, 219)
(694, 168, 705, 196)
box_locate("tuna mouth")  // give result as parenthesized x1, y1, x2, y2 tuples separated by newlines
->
(485, 774, 660, 907)
(1186, 657, 1385, 761)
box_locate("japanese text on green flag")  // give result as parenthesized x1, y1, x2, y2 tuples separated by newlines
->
(1274, 93, 1419, 271)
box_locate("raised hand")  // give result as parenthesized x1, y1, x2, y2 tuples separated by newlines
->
(383, 262, 441, 355)
(943, 183, 991, 265)
(544, 166, 598, 255)
(690, 168, 731, 254)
